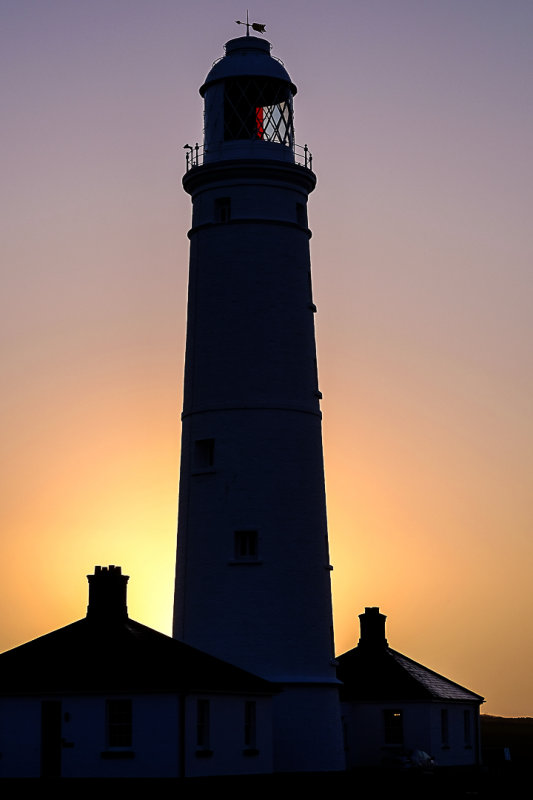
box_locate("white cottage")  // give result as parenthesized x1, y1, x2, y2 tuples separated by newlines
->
(0, 566, 276, 778)
(337, 607, 484, 769)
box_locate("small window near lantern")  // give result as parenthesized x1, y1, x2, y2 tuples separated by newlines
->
(296, 203, 307, 228)
(214, 197, 231, 223)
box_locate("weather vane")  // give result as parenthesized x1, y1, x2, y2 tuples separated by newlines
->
(235, 10, 266, 36)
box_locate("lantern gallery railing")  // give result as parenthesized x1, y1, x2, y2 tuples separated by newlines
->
(184, 142, 313, 172)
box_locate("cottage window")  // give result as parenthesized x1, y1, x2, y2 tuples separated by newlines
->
(244, 700, 257, 748)
(197, 699, 210, 748)
(107, 699, 132, 748)
(383, 709, 403, 745)
(464, 709, 472, 746)
(441, 708, 449, 747)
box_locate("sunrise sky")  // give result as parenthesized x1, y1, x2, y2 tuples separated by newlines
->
(2, 1, 532, 717)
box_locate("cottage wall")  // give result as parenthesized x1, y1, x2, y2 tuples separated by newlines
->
(0, 698, 42, 777)
(184, 693, 273, 777)
(0, 692, 273, 778)
(342, 700, 480, 769)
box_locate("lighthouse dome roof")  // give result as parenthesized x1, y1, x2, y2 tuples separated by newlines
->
(200, 36, 297, 97)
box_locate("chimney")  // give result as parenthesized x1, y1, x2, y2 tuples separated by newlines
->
(86, 565, 129, 621)
(358, 607, 388, 649)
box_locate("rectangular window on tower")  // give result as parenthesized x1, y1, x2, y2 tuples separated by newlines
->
(214, 197, 231, 223)
(296, 202, 307, 228)
(193, 438, 215, 471)
(234, 530, 258, 561)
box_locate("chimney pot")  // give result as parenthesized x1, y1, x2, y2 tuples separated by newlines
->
(86, 565, 129, 621)
(358, 606, 388, 649)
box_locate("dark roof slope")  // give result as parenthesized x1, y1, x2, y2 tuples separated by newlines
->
(337, 645, 484, 704)
(0, 616, 276, 696)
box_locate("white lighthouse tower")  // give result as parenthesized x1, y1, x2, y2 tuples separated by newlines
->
(173, 32, 345, 772)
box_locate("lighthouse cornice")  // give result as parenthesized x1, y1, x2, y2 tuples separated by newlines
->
(186, 217, 313, 240)
(182, 158, 316, 196)
(181, 405, 323, 421)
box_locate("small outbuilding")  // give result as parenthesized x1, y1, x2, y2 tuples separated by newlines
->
(0, 566, 276, 778)
(337, 607, 484, 769)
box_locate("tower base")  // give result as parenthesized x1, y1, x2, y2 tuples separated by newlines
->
(271, 683, 345, 773)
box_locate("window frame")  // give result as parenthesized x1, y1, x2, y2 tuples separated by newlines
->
(234, 530, 259, 561)
(214, 197, 231, 223)
(106, 698, 132, 749)
(196, 698, 211, 750)
(244, 700, 257, 749)
(383, 708, 403, 746)
(193, 438, 215, 471)
(441, 708, 450, 747)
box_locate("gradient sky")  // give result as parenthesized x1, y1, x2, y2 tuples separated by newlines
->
(2, 1, 532, 717)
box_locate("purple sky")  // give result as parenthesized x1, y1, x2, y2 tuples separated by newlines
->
(2, 1, 533, 716)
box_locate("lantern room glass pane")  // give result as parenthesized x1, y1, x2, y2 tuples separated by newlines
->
(224, 77, 294, 146)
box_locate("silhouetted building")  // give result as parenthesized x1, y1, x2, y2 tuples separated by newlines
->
(0, 567, 276, 778)
(0, 33, 485, 780)
(337, 607, 484, 769)
(172, 33, 344, 772)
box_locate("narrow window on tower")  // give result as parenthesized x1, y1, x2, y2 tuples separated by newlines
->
(243, 700, 257, 752)
(214, 197, 231, 223)
(330, 625, 335, 659)
(296, 202, 307, 228)
(194, 438, 215, 471)
(234, 530, 258, 561)
(383, 709, 403, 745)
(342, 715, 349, 753)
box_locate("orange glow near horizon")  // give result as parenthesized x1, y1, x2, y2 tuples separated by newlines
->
(2, 1, 533, 719)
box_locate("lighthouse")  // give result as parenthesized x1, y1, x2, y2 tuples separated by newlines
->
(173, 33, 345, 772)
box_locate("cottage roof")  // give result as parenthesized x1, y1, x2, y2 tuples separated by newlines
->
(0, 566, 275, 697)
(337, 607, 483, 704)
